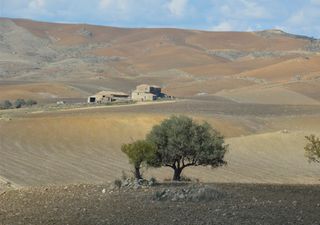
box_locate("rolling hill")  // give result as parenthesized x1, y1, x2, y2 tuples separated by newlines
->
(1, 18, 320, 188)
(0, 18, 320, 101)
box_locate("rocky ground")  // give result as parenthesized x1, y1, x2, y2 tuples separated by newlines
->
(1, 183, 320, 225)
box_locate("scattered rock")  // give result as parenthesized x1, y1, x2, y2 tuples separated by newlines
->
(109, 178, 158, 191)
(153, 185, 224, 202)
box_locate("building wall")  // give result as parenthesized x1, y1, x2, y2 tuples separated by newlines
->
(132, 91, 156, 101)
(136, 85, 161, 96)
(88, 93, 129, 103)
(136, 85, 150, 93)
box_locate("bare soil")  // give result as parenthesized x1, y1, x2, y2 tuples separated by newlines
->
(1, 183, 320, 225)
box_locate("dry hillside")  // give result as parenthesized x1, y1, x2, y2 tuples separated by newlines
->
(1, 18, 320, 189)
(0, 18, 320, 102)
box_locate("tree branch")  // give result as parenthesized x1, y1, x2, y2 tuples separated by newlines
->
(181, 162, 196, 169)
(165, 164, 175, 169)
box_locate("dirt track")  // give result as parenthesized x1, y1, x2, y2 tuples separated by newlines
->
(1, 183, 320, 225)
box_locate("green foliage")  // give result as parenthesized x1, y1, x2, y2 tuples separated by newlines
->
(0, 99, 37, 110)
(146, 115, 228, 181)
(114, 179, 122, 189)
(121, 140, 158, 179)
(305, 135, 320, 163)
(14, 99, 26, 108)
(25, 99, 37, 107)
(0, 100, 13, 110)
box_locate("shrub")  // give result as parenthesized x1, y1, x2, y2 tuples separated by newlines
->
(14, 99, 26, 108)
(25, 99, 37, 107)
(114, 179, 122, 190)
(0, 100, 12, 110)
(121, 140, 158, 180)
(305, 135, 320, 163)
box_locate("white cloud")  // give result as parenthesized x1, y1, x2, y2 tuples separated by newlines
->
(28, 0, 45, 10)
(99, 0, 112, 9)
(283, 3, 320, 37)
(239, 0, 270, 19)
(2, 0, 320, 37)
(214, 0, 271, 20)
(287, 10, 305, 26)
(167, 0, 188, 17)
(98, 0, 130, 13)
(210, 21, 234, 31)
(311, 0, 320, 5)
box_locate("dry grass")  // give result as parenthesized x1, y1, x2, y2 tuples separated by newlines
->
(215, 85, 320, 105)
(1, 108, 320, 187)
(0, 82, 85, 102)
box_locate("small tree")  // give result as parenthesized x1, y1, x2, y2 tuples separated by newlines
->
(147, 115, 228, 181)
(14, 99, 26, 108)
(121, 140, 157, 180)
(305, 135, 320, 163)
(2, 100, 12, 109)
(25, 99, 37, 107)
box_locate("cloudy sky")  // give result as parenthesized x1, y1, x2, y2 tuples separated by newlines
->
(1, 0, 320, 37)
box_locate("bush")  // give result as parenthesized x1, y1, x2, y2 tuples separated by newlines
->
(25, 99, 37, 107)
(14, 99, 26, 108)
(305, 135, 320, 163)
(114, 179, 122, 189)
(121, 140, 158, 180)
(0, 100, 12, 110)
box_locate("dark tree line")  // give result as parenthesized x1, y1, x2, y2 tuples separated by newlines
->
(0, 99, 37, 110)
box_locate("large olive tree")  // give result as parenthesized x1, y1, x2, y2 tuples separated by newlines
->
(147, 115, 228, 181)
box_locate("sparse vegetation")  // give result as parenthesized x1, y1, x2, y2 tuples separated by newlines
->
(25, 99, 37, 107)
(305, 135, 320, 163)
(113, 179, 122, 190)
(0, 99, 37, 110)
(147, 115, 228, 181)
(121, 140, 158, 180)
(14, 99, 26, 108)
(0, 100, 12, 110)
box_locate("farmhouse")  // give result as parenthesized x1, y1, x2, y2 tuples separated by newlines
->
(88, 91, 129, 103)
(131, 84, 169, 101)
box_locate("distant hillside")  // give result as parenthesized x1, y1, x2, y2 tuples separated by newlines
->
(0, 18, 320, 101)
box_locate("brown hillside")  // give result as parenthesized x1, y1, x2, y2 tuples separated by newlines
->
(0, 18, 319, 102)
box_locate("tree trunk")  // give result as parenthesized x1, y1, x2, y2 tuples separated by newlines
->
(134, 166, 143, 180)
(172, 168, 182, 181)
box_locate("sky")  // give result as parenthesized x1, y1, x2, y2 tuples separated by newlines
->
(1, 0, 320, 38)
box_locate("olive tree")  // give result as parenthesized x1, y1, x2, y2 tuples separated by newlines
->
(147, 115, 228, 181)
(121, 140, 157, 180)
(305, 135, 320, 163)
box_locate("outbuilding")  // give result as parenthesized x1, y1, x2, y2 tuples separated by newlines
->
(88, 91, 129, 103)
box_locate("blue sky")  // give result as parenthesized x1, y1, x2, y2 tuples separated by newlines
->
(1, 0, 320, 38)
